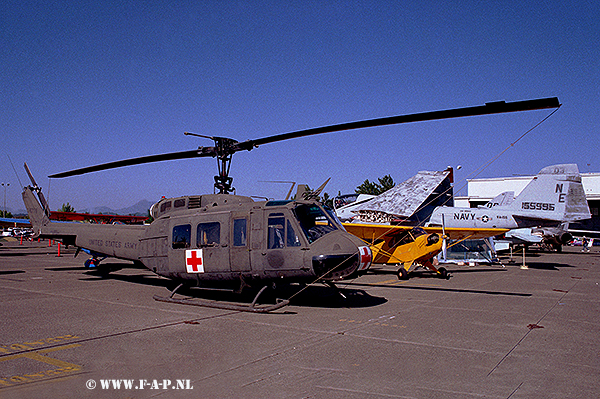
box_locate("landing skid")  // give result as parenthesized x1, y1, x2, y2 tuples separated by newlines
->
(153, 284, 290, 313)
(324, 281, 347, 300)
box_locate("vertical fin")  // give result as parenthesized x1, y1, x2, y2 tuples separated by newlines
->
(24, 163, 50, 217)
(483, 191, 514, 208)
(22, 163, 52, 237)
(22, 186, 50, 236)
(509, 164, 591, 222)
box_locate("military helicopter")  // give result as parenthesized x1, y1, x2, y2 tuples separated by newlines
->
(22, 97, 559, 312)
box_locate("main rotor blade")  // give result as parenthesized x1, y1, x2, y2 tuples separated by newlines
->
(235, 97, 560, 150)
(49, 149, 214, 178)
(49, 96, 559, 179)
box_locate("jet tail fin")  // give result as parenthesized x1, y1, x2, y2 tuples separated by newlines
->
(508, 164, 591, 222)
(296, 178, 331, 201)
(482, 191, 514, 208)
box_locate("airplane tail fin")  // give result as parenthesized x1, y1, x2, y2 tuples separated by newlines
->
(508, 164, 591, 222)
(483, 191, 514, 208)
(24, 163, 51, 216)
(296, 178, 331, 201)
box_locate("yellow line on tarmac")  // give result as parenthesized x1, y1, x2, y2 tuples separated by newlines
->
(0, 344, 82, 369)
(373, 279, 401, 285)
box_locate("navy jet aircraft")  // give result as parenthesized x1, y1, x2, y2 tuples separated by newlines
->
(427, 164, 591, 231)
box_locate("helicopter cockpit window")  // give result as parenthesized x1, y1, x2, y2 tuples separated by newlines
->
(172, 224, 191, 249)
(197, 222, 220, 247)
(325, 206, 346, 231)
(233, 218, 247, 247)
(161, 201, 172, 213)
(293, 204, 338, 243)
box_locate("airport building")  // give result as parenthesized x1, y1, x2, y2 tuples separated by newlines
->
(455, 171, 600, 236)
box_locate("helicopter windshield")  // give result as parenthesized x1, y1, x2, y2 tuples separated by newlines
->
(293, 204, 338, 243)
(324, 206, 346, 231)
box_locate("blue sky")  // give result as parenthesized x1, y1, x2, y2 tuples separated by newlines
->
(1, 0, 598, 213)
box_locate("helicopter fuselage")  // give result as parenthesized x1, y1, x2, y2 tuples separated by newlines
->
(23, 188, 372, 288)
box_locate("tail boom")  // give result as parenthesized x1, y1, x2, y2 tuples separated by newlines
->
(22, 186, 145, 260)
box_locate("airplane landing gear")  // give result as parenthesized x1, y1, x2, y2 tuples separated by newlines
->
(396, 267, 409, 280)
(437, 267, 450, 279)
(395, 264, 450, 280)
(84, 257, 99, 268)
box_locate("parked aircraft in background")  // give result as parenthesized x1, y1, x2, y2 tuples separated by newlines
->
(336, 169, 453, 224)
(495, 225, 573, 252)
(342, 224, 445, 279)
(334, 169, 453, 279)
(335, 194, 376, 222)
(338, 164, 591, 277)
(427, 164, 591, 231)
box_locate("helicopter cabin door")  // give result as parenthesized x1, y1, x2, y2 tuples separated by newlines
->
(262, 210, 305, 272)
(230, 212, 251, 272)
(192, 212, 230, 275)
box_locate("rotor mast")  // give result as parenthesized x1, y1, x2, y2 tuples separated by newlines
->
(183, 132, 239, 194)
(213, 137, 235, 194)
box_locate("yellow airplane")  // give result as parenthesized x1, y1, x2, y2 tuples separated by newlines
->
(343, 224, 443, 279)
(343, 222, 507, 279)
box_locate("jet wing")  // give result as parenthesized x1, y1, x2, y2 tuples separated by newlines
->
(352, 170, 451, 217)
(505, 228, 543, 243)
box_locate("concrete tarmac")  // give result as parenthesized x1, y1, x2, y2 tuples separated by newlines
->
(1, 238, 599, 398)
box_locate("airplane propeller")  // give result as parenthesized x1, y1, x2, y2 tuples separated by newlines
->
(49, 97, 560, 194)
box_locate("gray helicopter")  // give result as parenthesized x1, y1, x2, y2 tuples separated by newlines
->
(22, 97, 560, 312)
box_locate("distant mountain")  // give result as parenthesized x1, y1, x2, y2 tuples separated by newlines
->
(5, 199, 154, 218)
(80, 199, 154, 216)
(114, 199, 155, 215)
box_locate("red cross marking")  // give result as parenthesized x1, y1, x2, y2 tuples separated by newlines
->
(186, 250, 204, 273)
(359, 246, 372, 271)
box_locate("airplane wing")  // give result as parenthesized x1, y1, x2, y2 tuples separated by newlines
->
(352, 170, 451, 217)
(343, 222, 508, 241)
(425, 226, 509, 240)
(505, 228, 543, 243)
(343, 223, 412, 242)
